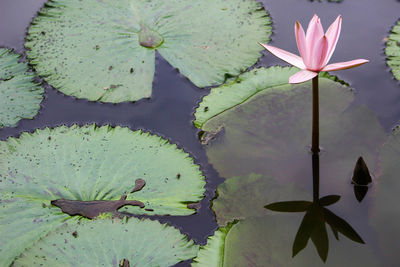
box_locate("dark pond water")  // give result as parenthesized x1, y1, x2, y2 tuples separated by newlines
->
(0, 0, 399, 266)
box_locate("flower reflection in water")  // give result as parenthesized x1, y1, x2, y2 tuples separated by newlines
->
(264, 154, 365, 262)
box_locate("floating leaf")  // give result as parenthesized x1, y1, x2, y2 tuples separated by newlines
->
(25, 0, 272, 103)
(192, 222, 236, 267)
(0, 48, 43, 128)
(385, 20, 400, 81)
(198, 215, 379, 266)
(213, 173, 309, 226)
(0, 125, 205, 265)
(13, 218, 198, 266)
(371, 126, 400, 264)
(195, 67, 384, 201)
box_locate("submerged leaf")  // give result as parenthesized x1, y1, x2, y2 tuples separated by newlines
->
(196, 67, 384, 214)
(0, 48, 44, 128)
(0, 125, 205, 266)
(371, 127, 400, 264)
(13, 218, 199, 266)
(212, 173, 309, 226)
(202, 215, 379, 266)
(26, 0, 272, 103)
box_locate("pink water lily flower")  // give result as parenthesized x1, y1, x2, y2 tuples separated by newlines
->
(260, 15, 369, 84)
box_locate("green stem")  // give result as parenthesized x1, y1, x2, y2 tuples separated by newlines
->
(311, 76, 320, 154)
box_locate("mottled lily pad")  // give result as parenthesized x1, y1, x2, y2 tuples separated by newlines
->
(385, 20, 400, 81)
(0, 125, 205, 265)
(0, 48, 43, 128)
(212, 173, 309, 226)
(370, 127, 400, 264)
(25, 0, 271, 103)
(195, 67, 384, 199)
(13, 218, 198, 266)
(193, 215, 379, 266)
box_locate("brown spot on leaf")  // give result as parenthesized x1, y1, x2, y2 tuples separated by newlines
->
(131, 179, 146, 193)
(51, 195, 145, 219)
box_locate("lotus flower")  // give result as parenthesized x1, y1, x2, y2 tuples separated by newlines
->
(259, 15, 369, 84)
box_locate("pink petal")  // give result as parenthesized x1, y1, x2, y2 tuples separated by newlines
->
(309, 36, 329, 71)
(323, 15, 342, 66)
(305, 14, 324, 65)
(295, 21, 307, 65)
(289, 69, 318, 84)
(259, 43, 305, 69)
(321, 59, 369, 72)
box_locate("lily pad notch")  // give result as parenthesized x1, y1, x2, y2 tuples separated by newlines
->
(26, 0, 272, 103)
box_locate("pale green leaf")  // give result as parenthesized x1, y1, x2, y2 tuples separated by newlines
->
(385, 20, 400, 81)
(13, 218, 199, 267)
(26, 0, 272, 103)
(192, 223, 236, 267)
(0, 125, 205, 266)
(0, 48, 44, 128)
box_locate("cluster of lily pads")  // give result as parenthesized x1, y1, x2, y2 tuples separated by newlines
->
(1, 0, 400, 266)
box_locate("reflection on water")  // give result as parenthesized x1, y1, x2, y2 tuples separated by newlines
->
(265, 153, 365, 262)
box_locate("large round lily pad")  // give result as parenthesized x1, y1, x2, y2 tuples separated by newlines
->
(0, 48, 43, 128)
(193, 215, 379, 266)
(25, 0, 271, 103)
(195, 67, 385, 199)
(13, 218, 198, 266)
(370, 127, 400, 265)
(385, 20, 400, 81)
(0, 125, 205, 265)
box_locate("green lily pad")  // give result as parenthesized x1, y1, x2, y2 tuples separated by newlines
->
(0, 125, 205, 266)
(212, 173, 309, 226)
(194, 215, 379, 266)
(385, 20, 400, 81)
(0, 48, 44, 128)
(370, 127, 400, 264)
(195, 67, 384, 197)
(13, 218, 198, 266)
(192, 223, 236, 267)
(25, 0, 271, 103)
